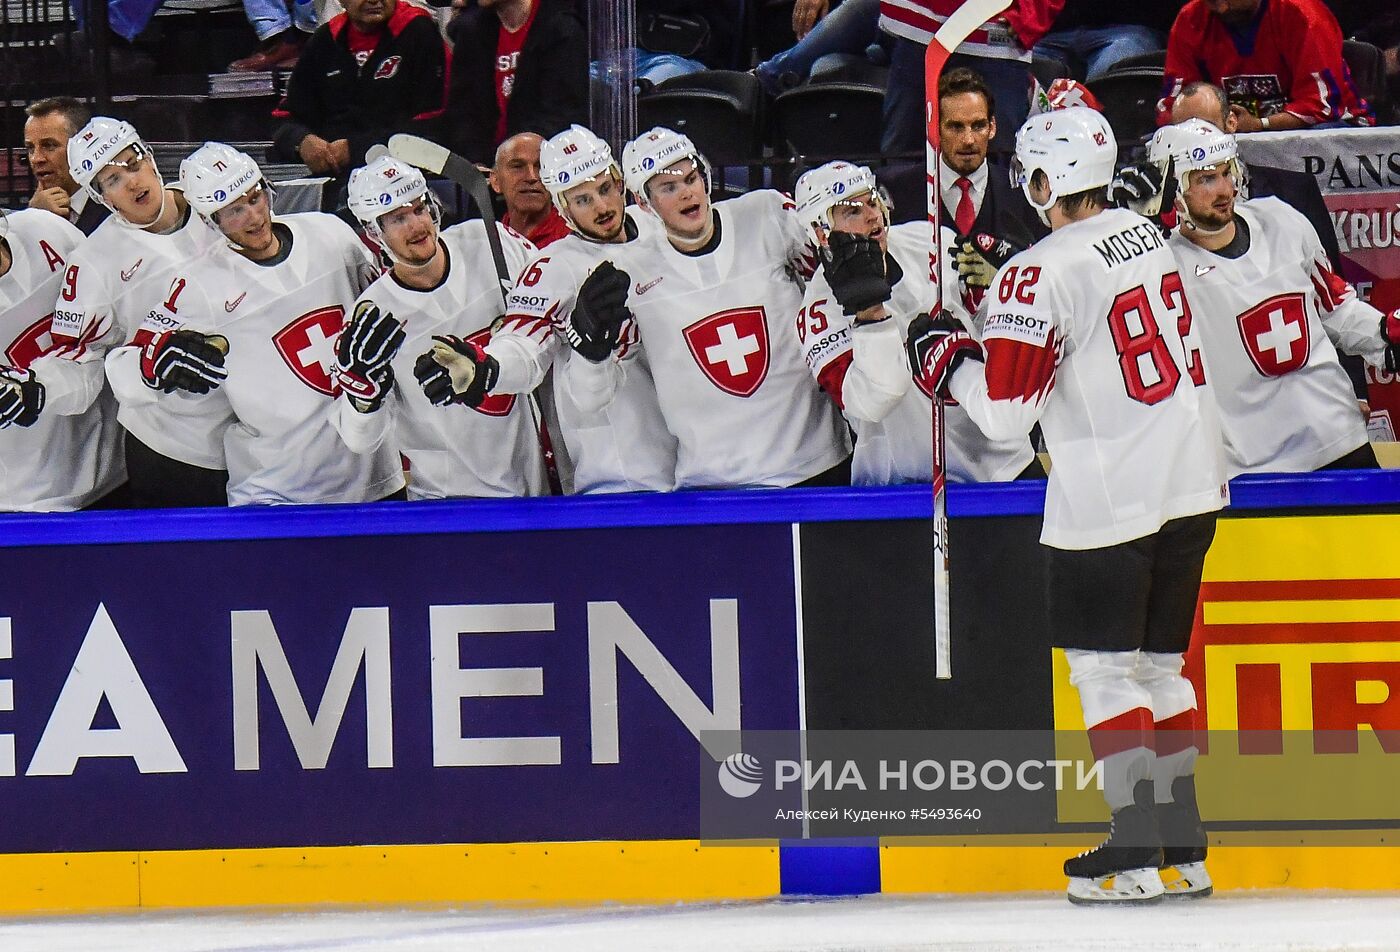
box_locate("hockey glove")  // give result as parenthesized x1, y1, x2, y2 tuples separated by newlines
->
(906, 310, 983, 400)
(139, 329, 229, 394)
(567, 261, 632, 362)
(822, 230, 890, 314)
(0, 366, 46, 429)
(342, 363, 396, 413)
(413, 335, 499, 408)
(954, 232, 1026, 290)
(1383, 308, 1400, 374)
(1108, 159, 1169, 218)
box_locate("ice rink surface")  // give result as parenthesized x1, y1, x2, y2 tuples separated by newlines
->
(4, 894, 1400, 952)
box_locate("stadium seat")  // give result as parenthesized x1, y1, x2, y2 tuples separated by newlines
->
(1107, 49, 1167, 72)
(771, 82, 885, 161)
(1341, 39, 1389, 122)
(638, 70, 764, 166)
(809, 58, 890, 89)
(1086, 66, 1165, 149)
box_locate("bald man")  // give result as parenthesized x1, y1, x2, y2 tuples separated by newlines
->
(490, 132, 571, 248)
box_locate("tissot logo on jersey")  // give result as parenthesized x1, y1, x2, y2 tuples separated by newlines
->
(984, 311, 1052, 347)
(683, 307, 771, 398)
(273, 308, 346, 396)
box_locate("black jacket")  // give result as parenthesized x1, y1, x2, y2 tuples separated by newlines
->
(445, 0, 588, 164)
(271, 3, 448, 167)
(74, 198, 110, 236)
(950, 160, 1050, 250)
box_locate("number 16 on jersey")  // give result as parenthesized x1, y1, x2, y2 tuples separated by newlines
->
(925, 0, 1013, 680)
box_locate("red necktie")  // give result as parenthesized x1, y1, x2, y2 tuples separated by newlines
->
(954, 176, 976, 236)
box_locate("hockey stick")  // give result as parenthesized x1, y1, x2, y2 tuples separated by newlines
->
(388, 133, 564, 495)
(925, 0, 1013, 680)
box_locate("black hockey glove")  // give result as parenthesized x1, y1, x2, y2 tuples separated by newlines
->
(139, 329, 229, 394)
(1108, 159, 1169, 218)
(0, 366, 46, 429)
(822, 230, 890, 314)
(954, 232, 1026, 290)
(336, 302, 404, 410)
(1383, 308, 1400, 374)
(413, 335, 499, 408)
(566, 261, 632, 363)
(906, 310, 982, 401)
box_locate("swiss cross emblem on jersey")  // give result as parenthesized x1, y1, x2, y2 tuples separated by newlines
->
(273, 307, 346, 396)
(1236, 292, 1310, 377)
(4, 315, 55, 371)
(682, 306, 771, 397)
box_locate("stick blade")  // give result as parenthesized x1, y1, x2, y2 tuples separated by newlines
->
(387, 134, 450, 176)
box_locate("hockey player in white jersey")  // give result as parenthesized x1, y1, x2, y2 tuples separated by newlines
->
(566, 127, 851, 489)
(792, 160, 1037, 486)
(331, 154, 546, 499)
(1151, 119, 1400, 475)
(165, 143, 403, 506)
(0, 208, 124, 509)
(45, 117, 227, 507)
(927, 108, 1228, 904)
(408, 126, 678, 493)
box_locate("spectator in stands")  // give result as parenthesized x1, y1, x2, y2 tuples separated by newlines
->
(1170, 81, 1342, 268)
(446, 0, 588, 166)
(1159, 0, 1375, 130)
(936, 69, 1045, 260)
(22, 97, 108, 235)
(270, 0, 448, 177)
(753, 0, 882, 96)
(880, 0, 1064, 154)
(228, 0, 317, 72)
(1033, 5, 1166, 81)
(490, 132, 570, 247)
(1353, 10, 1400, 124)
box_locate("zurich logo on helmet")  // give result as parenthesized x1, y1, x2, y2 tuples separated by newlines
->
(213, 189, 227, 203)
(82, 159, 92, 171)
(642, 157, 656, 170)
(1191, 147, 1206, 161)
(832, 182, 846, 196)
(557, 170, 571, 184)
(379, 193, 393, 206)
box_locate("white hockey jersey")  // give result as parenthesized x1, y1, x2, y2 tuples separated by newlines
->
(800, 221, 1035, 485)
(333, 221, 547, 500)
(1, 210, 124, 510)
(45, 195, 232, 468)
(949, 207, 1228, 549)
(487, 210, 678, 494)
(149, 213, 402, 505)
(572, 190, 850, 489)
(1168, 197, 1384, 476)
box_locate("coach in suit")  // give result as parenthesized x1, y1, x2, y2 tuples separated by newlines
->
(22, 97, 109, 236)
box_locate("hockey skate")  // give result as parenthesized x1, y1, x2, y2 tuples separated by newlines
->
(1065, 781, 1165, 905)
(1159, 775, 1212, 898)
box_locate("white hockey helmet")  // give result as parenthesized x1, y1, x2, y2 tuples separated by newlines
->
(67, 116, 159, 206)
(621, 126, 711, 202)
(794, 161, 888, 238)
(347, 154, 439, 245)
(1147, 118, 1246, 229)
(541, 125, 620, 199)
(1011, 107, 1117, 225)
(179, 142, 269, 220)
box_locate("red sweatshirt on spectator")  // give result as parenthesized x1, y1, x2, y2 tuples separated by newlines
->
(1158, 0, 1374, 127)
(877, 0, 1064, 61)
(504, 206, 571, 248)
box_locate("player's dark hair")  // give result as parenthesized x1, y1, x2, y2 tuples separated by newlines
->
(939, 67, 996, 119)
(1057, 186, 1109, 217)
(24, 96, 91, 137)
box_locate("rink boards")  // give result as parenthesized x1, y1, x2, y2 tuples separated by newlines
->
(1, 473, 1398, 910)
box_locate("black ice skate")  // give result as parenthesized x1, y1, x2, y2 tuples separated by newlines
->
(1159, 774, 1212, 898)
(1065, 780, 1164, 905)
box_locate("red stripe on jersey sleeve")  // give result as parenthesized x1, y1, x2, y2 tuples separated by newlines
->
(983, 336, 1057, 404)
(1310, 259, 1352, 313)
(816, 350, 854, 410)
